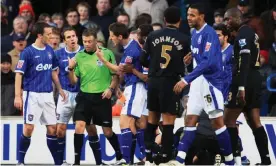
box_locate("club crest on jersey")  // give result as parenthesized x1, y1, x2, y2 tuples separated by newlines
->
(125, 56, 133, 63)
(239, 39, 246, 48)
(198, 35, 202, 44)
(17, 60, 24, 69)
(205, 42, 212, 52)
(48, 52, 52, 59)
(97, 59, 103, 66)
(28, 114, 34, 121)
(56, 114, 60, 120)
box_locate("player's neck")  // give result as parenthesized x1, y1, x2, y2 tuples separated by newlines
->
(67, 45, 79, 52)
(34, 39, 45, 49)
(195, 22, 206, 31)
(221, 43, 229, 51)
(121, 38, 131, 47)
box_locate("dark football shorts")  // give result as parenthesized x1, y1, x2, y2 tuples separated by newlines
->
(225, 69, 262, 112)
(73, 91, 112, 127)
(147, 77, 181, 115)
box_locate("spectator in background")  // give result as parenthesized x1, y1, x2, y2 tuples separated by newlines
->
(52, 13, 65, 30)
(76, 2, 106, 46)
(38, 13, 51, 25)
(152, 23, 163, 31)
(1, 4, 9, 36)
(1, 16, 32, 55)
(114, 0, 133, 19)
(133, 13, 152, 30)
(213, 9, 225, 26)
(130, 0, 168, 27)
(237, 0, 250, 15)
(49, 27, 61, 50)
(261, 4, 276, 50)
(19, 0, 32, 8)
(64, 8, 86, 45)
(7, 33, 27, 71)
(1, 55, 19, 116)
(18, 4, 35, 32)
(269, 30, 276, 69)
(117, 13, 130, 28)
(91, 0, 115, 42)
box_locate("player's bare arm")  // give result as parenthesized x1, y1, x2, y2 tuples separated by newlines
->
(14, 73, 23, 110)
(52, 69, 67, 101)
(67, 56, 78, 85)
(122, 64, 148, 83)
(184, 52, 192, 66)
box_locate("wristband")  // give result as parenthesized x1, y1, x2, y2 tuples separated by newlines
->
(109, 87, 115, 93)
(68, 67, 74, 71)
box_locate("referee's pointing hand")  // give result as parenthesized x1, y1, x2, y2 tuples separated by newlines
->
(95, 45, 105, 62)
(68, 56, 76, 69)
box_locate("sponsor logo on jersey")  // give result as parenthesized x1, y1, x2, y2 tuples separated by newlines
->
(125, 56, 133, 64)
(239, 39, 246, 48)
(191, 46, 199, 54)
(28, 114, 33, 121)
(36, 63, 52, 71)
(17, 60, 24, 69)
(205, 42, 212, 52)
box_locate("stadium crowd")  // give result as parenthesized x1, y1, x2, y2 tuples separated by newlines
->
(1, 0, 276, 165)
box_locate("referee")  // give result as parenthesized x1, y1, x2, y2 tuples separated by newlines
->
(68, 29, 122, 165)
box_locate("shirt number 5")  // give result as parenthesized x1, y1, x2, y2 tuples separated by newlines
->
(160, 45, 172, 69)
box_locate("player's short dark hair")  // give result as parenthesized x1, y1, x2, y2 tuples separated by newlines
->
(152, 23, 163, 29)
(164, 6, 181, 24)
(65, 8, 79, 18)
(32, 22, 51, 37)
(82, 29, 97, 39)
(213, 23, 229, 37)
(135, 13, 152, 29)
(138, 24, 153, 37)
(109, 22, 129, 39)
(189, 3, 206, 15)
(61, 27, 76, 39)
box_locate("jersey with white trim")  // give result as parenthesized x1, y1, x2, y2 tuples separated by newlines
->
(54, 46, 83, 92)
(120, 39, 143, 86)
(15, 44, 57, 92)
(222, 44, 233, 100)
(185, 24, 223, 91)
(233, 24, 260, 87)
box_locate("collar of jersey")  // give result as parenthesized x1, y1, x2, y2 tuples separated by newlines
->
(166, 25, 177, 30)
(196, 23, 207, 34)
(221, 43, 231, 53)
(65, 45, 81, 54)
(32, 44, 46, 50)
(123, 39, 133, 49)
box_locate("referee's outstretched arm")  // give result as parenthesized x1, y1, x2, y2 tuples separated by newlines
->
(67, 57, 78, 85)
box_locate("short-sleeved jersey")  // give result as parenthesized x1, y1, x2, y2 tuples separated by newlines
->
(143, 26, 190, 78)
(233, 24, 260, 87)
(74, 47, 116, 93)
(120, 39, 143, 86)
(184, 24, 223, 91)
(221, 44, 233, 100)
(15, 44, 57, 92)
(54, 46, 83, 92)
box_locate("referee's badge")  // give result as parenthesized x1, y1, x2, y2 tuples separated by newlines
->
(97, 59, 103, 66)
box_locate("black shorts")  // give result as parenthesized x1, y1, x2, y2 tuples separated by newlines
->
(73, 91, 112, 127)
(225, 70, 262, 111)
(147, 77, 181, 115)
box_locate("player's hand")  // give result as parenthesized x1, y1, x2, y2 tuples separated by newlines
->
(116, 88, 123, 98)
(102, 88, 112, 99)
(184, 52, 192, 66)
(122, 64, 134, 73)
(95, 45, 105, 62)
(59, 89, 68, 102)
(14, 96, 23, 111)
(68, 56, 76, 69)
(237, 90, 246, 106)
(173, 80, 187, 94)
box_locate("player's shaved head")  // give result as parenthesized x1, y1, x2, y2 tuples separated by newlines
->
(224, 8, 242, 32)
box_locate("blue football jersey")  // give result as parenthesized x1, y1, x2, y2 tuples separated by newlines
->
(221, 44, 233, 101)
(54, 46, 83, 92)
(120, 39, 143, 86)
(184, 24, 223, 91)
(15, 44, 58, 92)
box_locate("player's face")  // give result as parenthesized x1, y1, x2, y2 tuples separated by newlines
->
(187, 8, 202, 28)
(83, 35, 97, 52)
(64, 30, 78, 49)
(13, 40, 27, 52)
(224, 13, 238, 31)
(49, 34, 60, 50)
(109, 31, 121, 46)
(215, 30, 225, 46)
(42, 27, 52, 44)
(1, 62, 11, 74)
